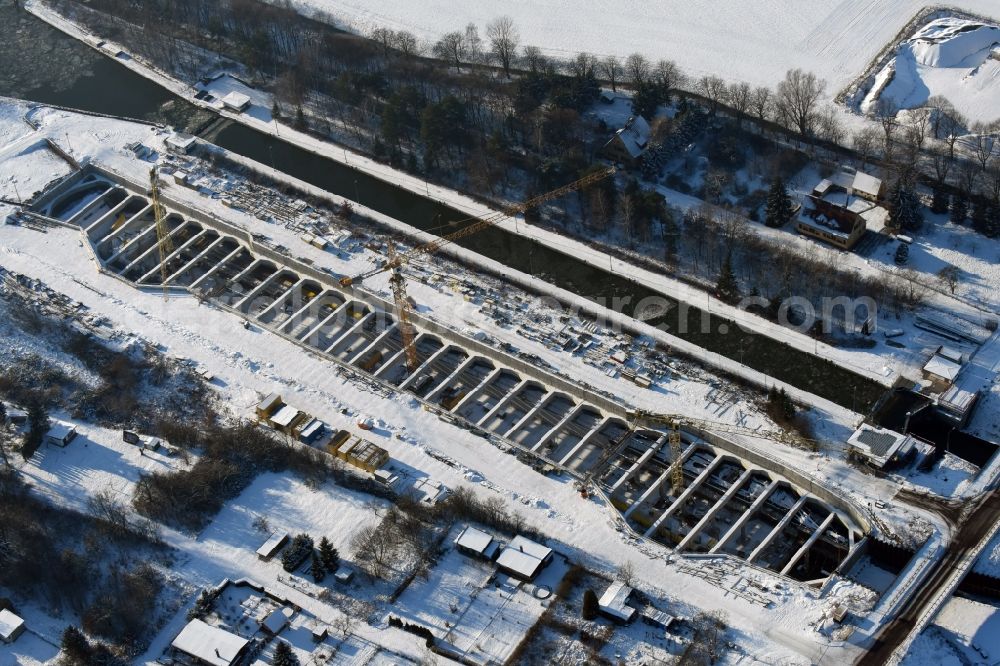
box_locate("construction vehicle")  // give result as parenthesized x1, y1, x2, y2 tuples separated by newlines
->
(149, 167, 175, 300)
(338, 167, 615, 377)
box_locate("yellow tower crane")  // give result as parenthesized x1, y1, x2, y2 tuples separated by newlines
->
(149, 167, 175, 301)
(625, 409, 819, 494)
(339, 167, 615, 375)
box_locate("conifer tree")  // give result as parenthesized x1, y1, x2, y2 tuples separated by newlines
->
(272, 640, 299, 666)
(715, 252, 740, 304)
(311, 551, 326, 583)
(764, 177, 792, 227)
(61, 626, 91, 665)
(949, 193, 968, 225)
(318, 537, 340, 573)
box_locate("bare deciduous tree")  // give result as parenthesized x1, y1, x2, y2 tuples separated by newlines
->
(653, 59, 684, 96)
(970, 122, 997, 173)
(726, 81, 752, 122)
(775, 68, 826, 136)
(875, 98, 900, 161)
(625, 52, 650, 85)
(852, 126, 880, 166)
(750, 86, 773, 122)
(696, 75, 727, 114)
(486, 16, 520, 77)
(601, 55, 621, 91)
(522, 45, 545, 74)
(433, 31, 465, 71)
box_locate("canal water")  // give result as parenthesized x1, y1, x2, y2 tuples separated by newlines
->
(0, 4, 884, 410)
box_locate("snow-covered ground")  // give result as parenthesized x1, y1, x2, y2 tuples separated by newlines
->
(902, 596, 1000, 666)
(861, 16, 1000, 123)
(0, 99, 949, 664)
(289, 0, 1000, 102)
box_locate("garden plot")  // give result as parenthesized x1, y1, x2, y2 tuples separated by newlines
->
(393, 537, 569, 665)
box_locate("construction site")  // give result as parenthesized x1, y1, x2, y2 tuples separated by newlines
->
(27, 163, 876, 588)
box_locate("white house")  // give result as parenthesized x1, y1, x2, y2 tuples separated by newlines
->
(495, 535, 553, 580)
(170, 619, 250, 666)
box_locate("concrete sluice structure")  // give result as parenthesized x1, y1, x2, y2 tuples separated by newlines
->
(38, 167, 867, 585)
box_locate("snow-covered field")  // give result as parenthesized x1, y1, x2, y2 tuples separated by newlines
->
(291, 0, 1000, 100)
(860, 16, 1000, 123)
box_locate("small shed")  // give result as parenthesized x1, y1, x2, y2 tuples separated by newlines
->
(296, 418, 324, 444)
(455, 525, 500, 560)
(165, 133, 197, 154)
(260, 606, 293, 635)
(270, 405, 305, 435)
(221, 91, 251, 112)
(598, 581, 637, 623)
(45, 422, 77, 447)
(256, 531, 289, 561)
(255, 393, 283, 421)
(334, 568, 354, 584)
(923, 353, 961, 388)
(641, 606, 675, 630)
(4, 407, 27, 427)
(0, 609, 25, 644)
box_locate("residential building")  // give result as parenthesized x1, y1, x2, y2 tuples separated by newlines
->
(170, 619, 250, 666)
(796, 168, 888, 250)
(495, 535, 553, 581)
(601, 116, 651, 167)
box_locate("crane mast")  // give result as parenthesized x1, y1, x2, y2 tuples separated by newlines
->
(149, 167, 175, 300)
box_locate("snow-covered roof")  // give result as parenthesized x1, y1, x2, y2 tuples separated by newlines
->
(45, 422, 76, 442)
(924, 354, 962, 382)
(221, 91, 251, 111)
(260, 606, 293, 634)
(598, 581, 636, 622)
(847, 425, 915, 468)
(256, 531, 288, 558)
(496, 535, 552, 579)
(165, 133, 197, 151)
(257, 393, 282, 412)
(298, 418, 323, 440)
(0, 609, 24, 641)
(508, 535, 551, 561)
(614, 116, 651, 158)
(455, 525, 494, 555)
(270, 405, 301, 427)
(939, 385, 978, 414)
(171, 619, 249, 666)
(641, 606, 675, 628)
(797, 209, 853, 238)
(851, 171, 882, 198)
